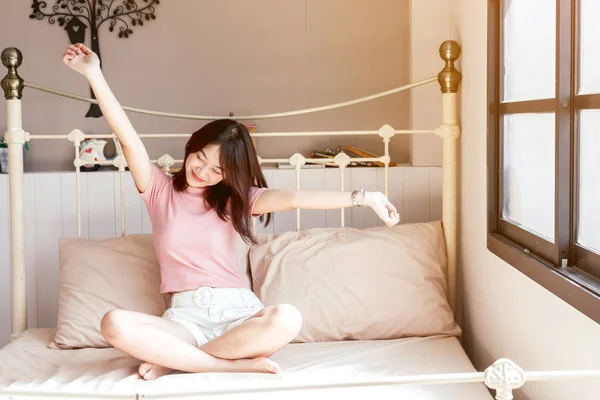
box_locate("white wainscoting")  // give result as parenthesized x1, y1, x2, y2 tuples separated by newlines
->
(0, 166, 441, 347)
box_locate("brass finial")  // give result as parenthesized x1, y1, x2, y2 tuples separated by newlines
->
(1, 48, 24, 100)
(437, 41, 461, 94)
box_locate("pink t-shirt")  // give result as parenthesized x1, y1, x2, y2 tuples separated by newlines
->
(140, 165, 267, 294)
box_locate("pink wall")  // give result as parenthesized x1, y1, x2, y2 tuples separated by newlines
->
(0, 0, 410, 172)
(410, 0, 450, 167)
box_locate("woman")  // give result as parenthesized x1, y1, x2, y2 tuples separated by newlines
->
(62, 43, 400, 380)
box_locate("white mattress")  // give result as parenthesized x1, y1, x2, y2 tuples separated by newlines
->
(0, 329, 493, 399)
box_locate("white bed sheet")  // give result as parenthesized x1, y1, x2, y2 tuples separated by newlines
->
(0, 329, 493, 399)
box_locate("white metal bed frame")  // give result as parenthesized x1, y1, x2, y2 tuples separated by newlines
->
(1, 41, 599, 400)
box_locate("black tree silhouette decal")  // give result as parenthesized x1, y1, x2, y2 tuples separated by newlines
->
(30, 0, 160, 118)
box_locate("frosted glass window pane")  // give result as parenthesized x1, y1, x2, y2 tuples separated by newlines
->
(502, 113, 555, 240)
(577, 111, 600, 252)
(580, 0, 600, 94)
(503, 1, 556, 101)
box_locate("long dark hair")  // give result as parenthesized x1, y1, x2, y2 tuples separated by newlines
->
(173, 119, 271, 244)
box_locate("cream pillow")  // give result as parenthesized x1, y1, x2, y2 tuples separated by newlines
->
(51, 233, 253, 349)
(249, 221, 461, 343)
(50, 234, 166, 349)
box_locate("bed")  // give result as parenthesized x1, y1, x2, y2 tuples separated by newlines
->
(1, 40, 597, 400)
(1, 329, 492, 399)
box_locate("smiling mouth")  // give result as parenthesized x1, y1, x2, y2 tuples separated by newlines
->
(191, 171, 204, 184)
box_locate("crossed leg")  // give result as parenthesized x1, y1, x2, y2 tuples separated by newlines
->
(101, 304, 302, 380)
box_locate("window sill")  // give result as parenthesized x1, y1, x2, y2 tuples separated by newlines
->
(487, 233, 600, 325)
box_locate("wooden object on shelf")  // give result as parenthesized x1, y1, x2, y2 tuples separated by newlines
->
(344, 145, 397, 167)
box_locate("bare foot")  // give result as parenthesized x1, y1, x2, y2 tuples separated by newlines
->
(230, 357, 281, 374)
(138, 357, 279, 378)
(138, 362, 174, 381)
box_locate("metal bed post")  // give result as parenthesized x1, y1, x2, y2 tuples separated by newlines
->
(436, 40, 462, 315)
(1, 48, 28, 341)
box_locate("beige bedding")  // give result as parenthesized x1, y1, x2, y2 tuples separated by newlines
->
(0, 329, 493, 399)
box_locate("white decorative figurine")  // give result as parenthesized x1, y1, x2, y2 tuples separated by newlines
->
(79, 137, 124, 171)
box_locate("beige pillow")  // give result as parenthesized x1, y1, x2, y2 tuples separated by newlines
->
(249, 221, 461, 343)
(50, 234, 166, 349)
(52, 233, 253, 349)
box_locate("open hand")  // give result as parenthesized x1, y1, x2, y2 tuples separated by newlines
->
(62, 43, 100, 77)
(365, 191, 401, 226)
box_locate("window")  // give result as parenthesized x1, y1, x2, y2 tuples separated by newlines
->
(488, 0, 600, 322)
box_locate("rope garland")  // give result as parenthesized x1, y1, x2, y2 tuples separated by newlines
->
(23, 76, 437, 120)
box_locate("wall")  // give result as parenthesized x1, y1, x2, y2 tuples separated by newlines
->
(0, 0, 412, 172)
(409, 0, 450, 167)
(454, 1, 600, 399)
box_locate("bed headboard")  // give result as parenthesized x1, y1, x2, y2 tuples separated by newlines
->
(1, 41, 462, 342)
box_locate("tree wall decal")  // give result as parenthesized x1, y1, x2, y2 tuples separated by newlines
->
(30, 0, 160, 117)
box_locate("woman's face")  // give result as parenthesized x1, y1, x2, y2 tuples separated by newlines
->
(185, 143, 224, 188)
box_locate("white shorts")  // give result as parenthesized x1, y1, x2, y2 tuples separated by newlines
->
(162, 287, 264, 346)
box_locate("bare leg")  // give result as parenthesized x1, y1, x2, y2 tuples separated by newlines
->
(200, 304, 303, 360)
(101, 310, 279, 380)
(133, 313, 194, 381)
(136, 304, 302, 379)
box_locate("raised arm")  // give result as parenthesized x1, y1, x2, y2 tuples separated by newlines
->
(62, 43, 152, 193)
(253, 189, 401, 227)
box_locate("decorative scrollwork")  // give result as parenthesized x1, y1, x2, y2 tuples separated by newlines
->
(434, 124, 460, 140)
(67, 129, 86, 146)
(333, 152, 351, 168)
(101, 0, 159, 39)
(158, 154, 175, 173)
(30, 0, 159, 40)
(484, 359, 525, 400)
(289, 153, 306, 169)
(4, 130, 30, 145)
(112, 155, 128, 170)
(30, 0, 160, 117)
(30, 0, 91, 26)
(378, 124, 396, 141)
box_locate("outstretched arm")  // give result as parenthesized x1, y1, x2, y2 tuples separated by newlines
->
(253, 189, 400, 227)
(62, 43, 152, 193)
